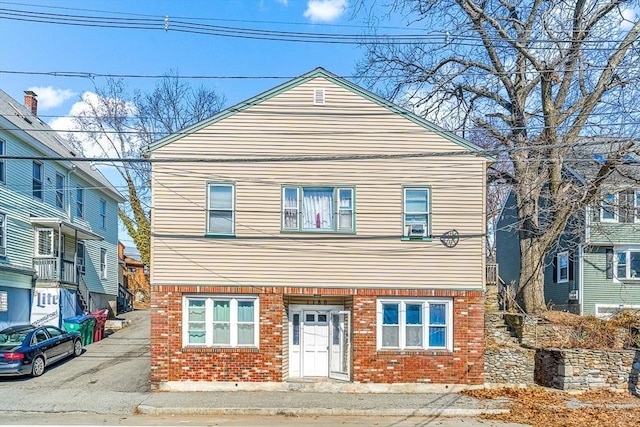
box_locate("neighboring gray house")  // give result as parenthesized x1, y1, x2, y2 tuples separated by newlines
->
(496, 142, 640, 317)
(0, 89, 125, 329)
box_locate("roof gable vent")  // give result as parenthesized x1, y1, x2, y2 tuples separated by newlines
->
(314, 88, 325, 105)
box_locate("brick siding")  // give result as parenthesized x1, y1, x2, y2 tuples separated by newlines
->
(150, 286, 484, 386)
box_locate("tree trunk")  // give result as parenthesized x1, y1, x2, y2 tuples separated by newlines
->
(517, 238, 546, 314)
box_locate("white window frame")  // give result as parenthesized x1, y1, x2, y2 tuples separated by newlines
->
(614, 246, 640, 281)
(76, 186, 84, 219)
(281, 185, 355, 232)
(0, 138, 5, 185)
(32, 160, 43, 200)
(206, 182, 235, 235)
(403, 187, 431, 238)
(556, 251, 569, 283)
(182, 295, 259, 348)
(600, 193, 618, 222)
(100, 248, 107, 279)
(595, 304, 640, 319)
(99, 199, 107, 229)
(35, 228, 54, 257)
(55, 173, 64, 209)
(0, 212, 6, 257)
(376, 298, 453, 351)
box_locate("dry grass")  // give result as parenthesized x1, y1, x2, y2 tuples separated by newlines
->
(464, 387, 640, 427)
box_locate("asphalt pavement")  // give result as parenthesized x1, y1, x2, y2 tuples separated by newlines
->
(0, 309, 514, 421)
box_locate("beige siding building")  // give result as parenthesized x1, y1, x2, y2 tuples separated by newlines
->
(149, 68, 489, 389)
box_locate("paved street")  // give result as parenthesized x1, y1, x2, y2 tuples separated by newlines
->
(0, 309, 528, 426)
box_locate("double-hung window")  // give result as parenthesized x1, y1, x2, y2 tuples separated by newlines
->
(403, 187, 430, 238)
(32, 161, 43, 200)
(55, 173, 64, 209)
(76, 186, 84, 219)
(99, 199, 107, 229)
(183, 296, 259, 347)
(600, 193, 618, 222)
(207, 183, 234, 235)
(76, 241, 85, 273)
(281, 186, 354, 232)
(0, 213, 6, 257)
(0, 139, 5, 184)
(100, 248, 107, 279)
(556, 251, 569, 283)
(377, 298, 452, 351)
(615, 248, 640, 280)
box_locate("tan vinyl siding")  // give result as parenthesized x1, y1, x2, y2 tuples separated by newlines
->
(151, 77, 486, 290)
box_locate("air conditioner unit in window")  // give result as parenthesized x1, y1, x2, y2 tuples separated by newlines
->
(407, 223, 425, 237)
(568, 290, 579, 301)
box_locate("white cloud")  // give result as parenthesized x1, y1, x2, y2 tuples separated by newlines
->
(620, 8, 637, 31)
(304, 0, 347, 23)
(26, 86, 76, 110)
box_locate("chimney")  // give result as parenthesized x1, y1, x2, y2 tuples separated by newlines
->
(24, 90, 38, 116)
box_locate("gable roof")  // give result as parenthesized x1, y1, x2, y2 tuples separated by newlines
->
(566, 137, 639, 188)
(0, 89, 125, 202)
(148, 67, 486, 156)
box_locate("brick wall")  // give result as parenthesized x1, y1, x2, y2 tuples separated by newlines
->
(151, 286, 484, 386)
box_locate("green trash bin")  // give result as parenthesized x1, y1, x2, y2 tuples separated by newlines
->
(63, 315, 89, 344)
(83, 316, 96, 346)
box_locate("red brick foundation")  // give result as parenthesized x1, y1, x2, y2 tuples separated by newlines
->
(150, 286, 484, 386)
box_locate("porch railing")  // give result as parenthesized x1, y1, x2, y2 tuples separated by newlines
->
(33, 258, 77, 284)
(486, 263, 499, 286)
(78, 274, 95, 313)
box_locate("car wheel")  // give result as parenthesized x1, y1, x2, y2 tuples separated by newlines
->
(31, 356, 45, 377)
(73, 339, 82, 357)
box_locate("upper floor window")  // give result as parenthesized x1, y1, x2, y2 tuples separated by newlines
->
(207, 183, 234, 235)
(0, 139, 5, 184)
(183, 296, 259, 348)
(403, 187, 431, 238)
(555, 251, 569, 283)
(0, 213, 6, 257)
(600, 193, 618, 222)
(615, 248, 640, 280)
(76, 186, 84, 219)
(99, 199, 107, 229)
(100, 248, 107, 279)
(55, 173, 64, 209)
(76, 241, 85, 273)
(32, 161, 43, 200)
(377, 298, 452, 351)
(282, 186, 354, 232)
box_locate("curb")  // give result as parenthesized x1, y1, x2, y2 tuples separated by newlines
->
(135, 405, 510, 417)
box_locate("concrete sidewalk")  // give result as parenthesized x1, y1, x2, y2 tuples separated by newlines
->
(136, 390, 511, 417)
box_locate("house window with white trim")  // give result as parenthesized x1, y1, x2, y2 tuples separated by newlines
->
(600, 193, 617, 222)
(615, 248, 640, 280)
(207, 183, 234, 235)
(281, 186, 354, 232)
(377, 298, 452, 351)
(32, 161, 43, 200)
(0, 213, 6, 257)
(99, 199, 106, 229)
(403, 187, 431, 238)
(556, 251, 569, 283)
(0, 139, 5, 185)
(76, 186, 84, 219)
(183, 296, 259, 347)
(100, 248, 107, 279)
(55, 173, 64, 209)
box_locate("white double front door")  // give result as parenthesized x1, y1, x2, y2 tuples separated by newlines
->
(289, 305, 350, 380)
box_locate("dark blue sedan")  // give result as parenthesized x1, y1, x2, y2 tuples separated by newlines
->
(0, 324, 82, 377)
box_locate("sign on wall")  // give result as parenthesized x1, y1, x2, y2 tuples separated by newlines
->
(30, 288, 60, 327)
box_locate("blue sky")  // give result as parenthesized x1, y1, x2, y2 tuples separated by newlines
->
(0, 0, 380, 115)
(0, 0, 392, 252)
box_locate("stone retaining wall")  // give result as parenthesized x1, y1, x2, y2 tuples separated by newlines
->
(535, 348, 640, 392)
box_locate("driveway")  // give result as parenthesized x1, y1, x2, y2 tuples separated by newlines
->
(0, 309, 151, 414)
